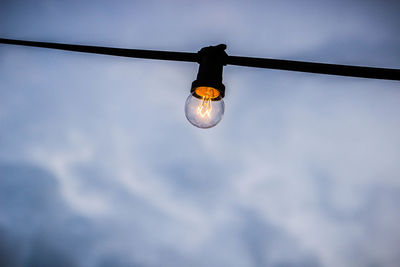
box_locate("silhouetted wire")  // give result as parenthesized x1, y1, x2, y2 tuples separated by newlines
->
(1, 38, 399, 81)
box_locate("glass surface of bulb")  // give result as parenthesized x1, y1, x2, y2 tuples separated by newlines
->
(185, 87, 225, 129)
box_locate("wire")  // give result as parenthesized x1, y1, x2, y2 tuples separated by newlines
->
(0, 38, 198, 62)
(1, 38, 399, 81)
(227, 56, 400, 81)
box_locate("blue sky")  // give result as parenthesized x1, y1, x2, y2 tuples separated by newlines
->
(1, 0, 400, 266)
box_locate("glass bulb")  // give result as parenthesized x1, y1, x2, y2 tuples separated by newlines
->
(184, 87, 225, 129)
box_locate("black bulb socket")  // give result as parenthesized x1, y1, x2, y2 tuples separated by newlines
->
(191, 44, 227, 100)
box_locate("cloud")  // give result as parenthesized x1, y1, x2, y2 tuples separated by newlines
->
(1, 0, 400, 266)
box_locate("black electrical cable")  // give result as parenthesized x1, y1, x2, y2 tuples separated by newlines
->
(1, 38, 399, 81)
(0, 38, 198, 62)
(227, 56, 400, 81)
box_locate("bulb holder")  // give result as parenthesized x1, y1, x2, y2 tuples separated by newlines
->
(191, 44, 227, 100)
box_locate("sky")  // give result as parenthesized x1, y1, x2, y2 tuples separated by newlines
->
(1, 0, 400, 266)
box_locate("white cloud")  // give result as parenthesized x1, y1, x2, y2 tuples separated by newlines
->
(1, 0, 400, 266)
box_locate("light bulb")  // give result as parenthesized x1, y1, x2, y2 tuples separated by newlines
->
(185, 86, 225, 129)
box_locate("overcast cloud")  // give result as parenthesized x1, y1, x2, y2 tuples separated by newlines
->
(1, 0, 400, 266)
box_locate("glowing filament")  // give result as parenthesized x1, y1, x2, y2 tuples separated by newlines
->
(197, 96, 212, 118)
